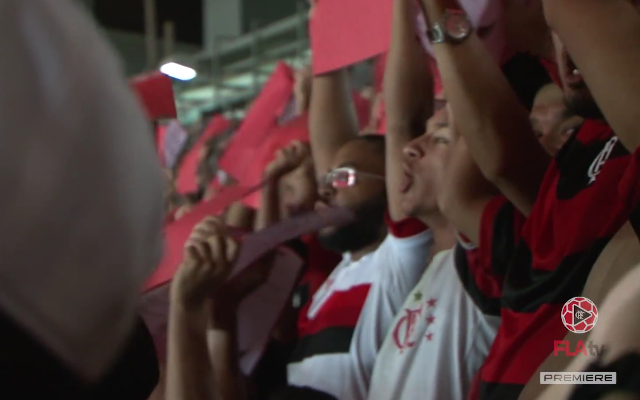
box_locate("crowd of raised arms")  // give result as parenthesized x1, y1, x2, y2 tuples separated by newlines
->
(4, 0, 640, 400)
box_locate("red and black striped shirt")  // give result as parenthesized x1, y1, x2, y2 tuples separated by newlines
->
(473, 120, 640, 400)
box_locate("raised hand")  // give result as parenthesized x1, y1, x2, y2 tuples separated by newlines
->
(264, 140, 311, 179)
(171, 216, 239, 310)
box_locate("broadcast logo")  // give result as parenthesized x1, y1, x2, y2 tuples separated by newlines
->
(561, 297, 598, 334)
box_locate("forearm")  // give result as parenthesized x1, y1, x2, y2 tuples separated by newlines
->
(421, 0, 550, 215)
(385, 0, 434, 221)
(385, 0, 433, 134)
(254, 180, 280, 231)
(208, 305, 247, 400)
(544, 0, 640, 152)
(438, 139, 498, 244)
(309, 70, 359, 177)
(166, 300, 216, 400)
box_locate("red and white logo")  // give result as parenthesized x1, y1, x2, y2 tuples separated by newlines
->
(561, 297, 598, 334)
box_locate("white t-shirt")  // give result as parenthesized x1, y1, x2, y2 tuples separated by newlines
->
(288, 219, 433, 400)
(367, 245, 501, 400)
(0, 0, 163, 381)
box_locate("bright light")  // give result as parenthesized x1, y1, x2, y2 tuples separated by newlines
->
(160, 62, 197, 81)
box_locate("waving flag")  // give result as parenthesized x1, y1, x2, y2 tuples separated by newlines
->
(163, 120, 188, 169)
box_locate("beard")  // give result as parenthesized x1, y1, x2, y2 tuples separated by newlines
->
(318, 194, 387, 254)
(565, 87, 605, 121)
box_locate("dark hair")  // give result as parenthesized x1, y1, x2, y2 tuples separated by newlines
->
(502, 52, 553, 112)
(352, 134, 386, 156)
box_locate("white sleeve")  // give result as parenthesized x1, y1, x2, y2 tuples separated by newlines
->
(348, 231, 433, 400)
(0, 0, 163, 381)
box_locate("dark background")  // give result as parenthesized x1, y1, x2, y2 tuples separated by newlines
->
(95, 0, 204, 45)
(94, 0, 301, 45)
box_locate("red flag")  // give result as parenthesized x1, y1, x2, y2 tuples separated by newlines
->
(175, 115, 232, 194)
(130, 72, 177, 120)
(155, 125, 167, 165)
(145, 184, 260, 291)
(218, 63, 295, 181)
(352, 91, 372, 130)
(310, 0, 394, 75)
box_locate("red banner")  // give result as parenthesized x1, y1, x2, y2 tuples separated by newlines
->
(175, 116, 232, 194)
(310, 0, 394, 75)
(218, 63, 295, 181)
(145, 184, 261, 291)
(130, 72, 177, 120)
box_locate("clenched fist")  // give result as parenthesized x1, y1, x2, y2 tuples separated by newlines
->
(264, 141, 311, 179)
(171, 217, 238, 310)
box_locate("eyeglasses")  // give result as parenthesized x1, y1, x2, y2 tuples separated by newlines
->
(324, 167, 385, 189)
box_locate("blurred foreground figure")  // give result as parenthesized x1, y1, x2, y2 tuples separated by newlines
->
(0, 0, 163, 398)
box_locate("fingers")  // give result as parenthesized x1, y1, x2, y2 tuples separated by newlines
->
(184, 216, 227, 261)
(189, 216, 226, 241)
(207, 233, 227, 272)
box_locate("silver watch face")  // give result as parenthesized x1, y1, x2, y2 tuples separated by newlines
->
(445, 13, 472, 40)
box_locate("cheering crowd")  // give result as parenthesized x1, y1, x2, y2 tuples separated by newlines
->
(4, 0, 640, 399)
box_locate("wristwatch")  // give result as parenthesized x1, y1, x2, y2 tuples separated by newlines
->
(427, 9, 474, 45)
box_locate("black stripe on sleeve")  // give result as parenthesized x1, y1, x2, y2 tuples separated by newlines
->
(490, 201, 521, 278)
(289, 327, 355, 364)
(454, 245, 501, 316)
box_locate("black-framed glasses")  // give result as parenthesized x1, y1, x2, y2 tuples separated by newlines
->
(324, 167, 385, 189)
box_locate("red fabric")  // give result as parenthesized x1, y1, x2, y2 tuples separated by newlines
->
(130, 72, 177, 120)
(144, 185, 254, 291)
(300, 235, 342, 299)
(297, 284, 371, 337)
(374, 54, 387, 93)
(477, 121, 640, 400)
(175, 116, 232, 194)
(218, 63, 295, 181)
(155, 125, 167, 165)
(310, 0, 394, 75)
(241, 114, 310, 209)
(384, 211, 428, 238)
(352, 91, 372, 130)
(377, 100, 387, 135)
(478, 195, 525, 281)
(539, 57, 561, 88)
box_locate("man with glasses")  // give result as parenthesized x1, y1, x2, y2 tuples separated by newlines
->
(285, 37, 433, 400)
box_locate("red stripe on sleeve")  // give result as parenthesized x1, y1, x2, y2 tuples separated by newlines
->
(297, 284, 371, 338)
(385, 211, 428, 238)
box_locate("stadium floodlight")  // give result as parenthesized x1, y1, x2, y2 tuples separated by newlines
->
(160, 62, 197, 81)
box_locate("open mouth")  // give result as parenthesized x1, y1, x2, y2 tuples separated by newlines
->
(400, 165, 414, 194)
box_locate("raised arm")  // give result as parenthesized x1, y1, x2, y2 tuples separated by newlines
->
(419, 0, 551, 215)
(309, 69, 359, 177)
(166, 218, 236, 400)
(543, 0, 640, 152)
(438, 137, 498, 244)
(534, 262, 640, 400)
(255, 142, 311, 231)
(167, 217, 275, 400)
(384, 0, 434, 221)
